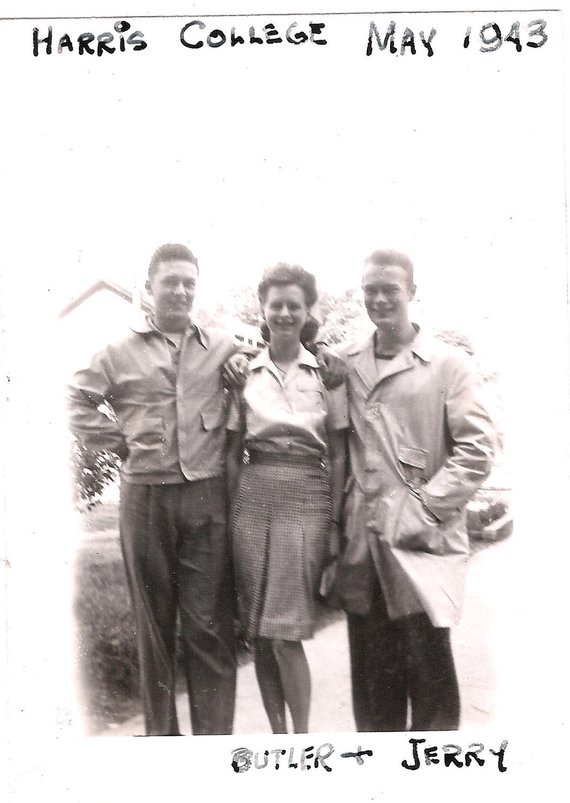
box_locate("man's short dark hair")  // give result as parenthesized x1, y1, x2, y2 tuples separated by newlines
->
(148, 243, 199, 280)
(257, 262, 318, 308)
(365, 249, 414, 287)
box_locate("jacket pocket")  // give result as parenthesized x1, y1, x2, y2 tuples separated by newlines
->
(200, 406, 226, 431)
(125, 414, 165, 473)
(398, 445, 428, 487)
(398, 445, 428, 470)
(384, 491, 467, 557)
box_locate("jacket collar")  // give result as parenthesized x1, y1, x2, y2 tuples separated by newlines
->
(249, 344, 320, 372)
(348, 325, 432, 392)
(131, 314, 208, 348)
(346, 324, 432, 361)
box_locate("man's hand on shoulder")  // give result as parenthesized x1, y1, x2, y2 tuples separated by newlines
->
(316, 344, 347, 390)
(223, 352, 254, 388)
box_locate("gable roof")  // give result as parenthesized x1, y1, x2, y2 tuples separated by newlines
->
(58, 279, 151, 320)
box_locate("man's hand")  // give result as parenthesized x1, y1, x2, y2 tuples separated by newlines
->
(114, 440, 129, 462)
(387, 491, 444, 554)
(316, 345, 347, 390)
(223, 353, 251, 388)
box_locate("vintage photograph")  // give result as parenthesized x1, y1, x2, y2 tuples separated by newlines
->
(2, 3, 568, 801)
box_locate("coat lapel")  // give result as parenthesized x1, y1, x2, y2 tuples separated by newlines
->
(350, 333, 416, 396)
(373, 349, 416, 386)
(351, 335, 377, 392)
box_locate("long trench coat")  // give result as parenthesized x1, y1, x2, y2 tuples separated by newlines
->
(336, 327, 496, 627)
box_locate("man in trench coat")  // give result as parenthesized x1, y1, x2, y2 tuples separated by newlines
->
(335, 248, 496, 732)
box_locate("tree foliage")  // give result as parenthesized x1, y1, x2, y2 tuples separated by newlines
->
(433, 328, 475, 356)
(317, 289, 368, 345)
(196, 284, 262, 330)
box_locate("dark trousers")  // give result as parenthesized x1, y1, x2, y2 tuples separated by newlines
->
(347, 576, 460, 732)
(120, 477, 236, 736)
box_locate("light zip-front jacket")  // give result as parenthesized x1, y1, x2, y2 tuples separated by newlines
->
(337, 326, 496, 627)
(67, 317, 237, 484)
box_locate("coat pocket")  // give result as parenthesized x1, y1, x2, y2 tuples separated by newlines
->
(125, 414, 165, 473)
(386, 490, 441, 553)
(382, 489, 467, 557)
(398, 445, 429, 487)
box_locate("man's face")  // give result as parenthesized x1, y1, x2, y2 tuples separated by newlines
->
(361, 262, 415, 331)
(146, 259, 198, 331)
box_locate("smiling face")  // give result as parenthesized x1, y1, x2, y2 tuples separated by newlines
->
(146, 259, 198, 332)
(262, 283, 309, 345)
(362, 262, 415, 332)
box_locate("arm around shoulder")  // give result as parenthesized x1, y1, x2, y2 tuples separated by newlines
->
(315, 344, 347, 390)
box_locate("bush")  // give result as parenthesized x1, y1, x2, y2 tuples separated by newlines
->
(71, 440, 121, 512)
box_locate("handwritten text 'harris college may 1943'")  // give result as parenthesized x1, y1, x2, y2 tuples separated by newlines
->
(31, 18, 548, 58)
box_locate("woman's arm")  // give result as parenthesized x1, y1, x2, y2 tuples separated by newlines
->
(226, 430, 244, 504)
(327, 428, 348, 559)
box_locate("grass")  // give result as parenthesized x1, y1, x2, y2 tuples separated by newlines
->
(80, 502, 120, 533)
(74, 533, 140, 733)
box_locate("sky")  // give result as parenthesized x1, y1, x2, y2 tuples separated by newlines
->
(1, 9, 566, 368)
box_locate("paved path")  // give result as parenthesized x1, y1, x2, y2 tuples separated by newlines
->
(109, 536, 512, 735)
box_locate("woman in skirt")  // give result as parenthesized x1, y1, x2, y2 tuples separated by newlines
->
(226, 263, 347, 734)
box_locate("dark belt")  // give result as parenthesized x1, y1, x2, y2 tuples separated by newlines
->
(245, 448, 326, 469)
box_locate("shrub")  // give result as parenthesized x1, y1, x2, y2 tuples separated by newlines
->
(71, 440, 121, 513)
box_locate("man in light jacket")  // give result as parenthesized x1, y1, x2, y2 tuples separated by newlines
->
(68, 243, 238, 736)
(336, 248, 496, 732)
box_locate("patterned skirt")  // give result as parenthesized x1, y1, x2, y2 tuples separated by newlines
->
(231, 459, 332, 641)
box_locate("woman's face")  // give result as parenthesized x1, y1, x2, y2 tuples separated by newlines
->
(262, 283, 308, 344)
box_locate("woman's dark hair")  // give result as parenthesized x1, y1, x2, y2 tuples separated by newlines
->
(257, 263, 320, 350)
(257, 262, 318, 307)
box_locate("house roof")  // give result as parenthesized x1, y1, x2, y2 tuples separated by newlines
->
(58, 278, 265, 348)
(58, 279, 151, 320)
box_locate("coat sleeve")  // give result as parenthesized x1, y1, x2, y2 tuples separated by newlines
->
(67, 347, 128, 458)
(419, 351, 496, 523)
